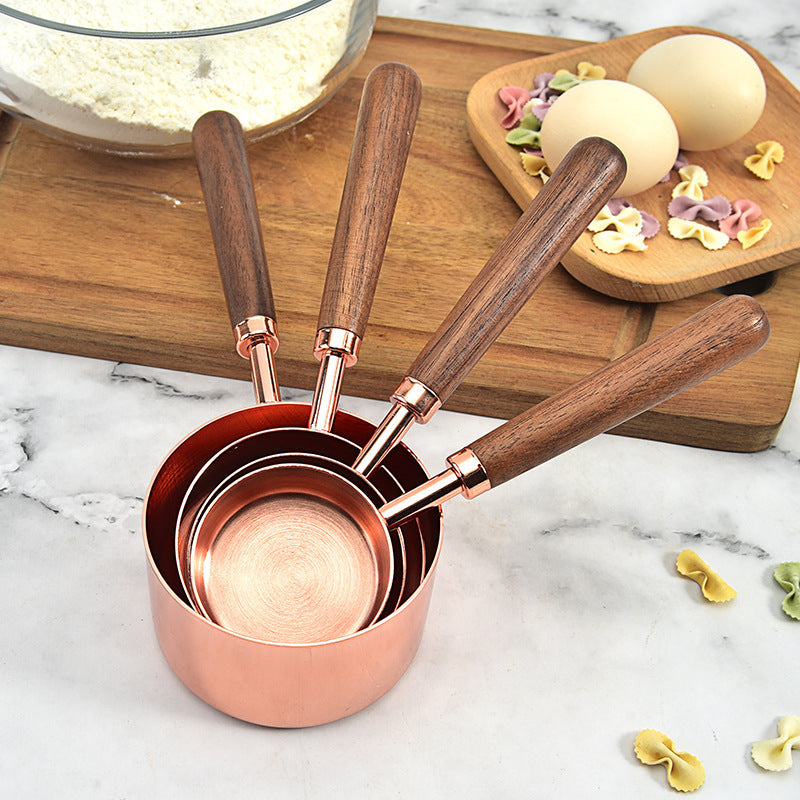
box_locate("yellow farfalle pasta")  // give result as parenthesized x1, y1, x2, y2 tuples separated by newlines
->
(588, 205, 643, 235)
(576, 60, 606, 80)
(744, 140, 784, 180)
(634, 730, 706, 792)
(667, 217, 729, 251)
(738, 218, 772, 249)
(520, 151, 550, 183)
(676, 549, 737, 602)
(672, 165, 708, 200)
(752, 715, 800, 771)
(592, 230, 647, 254)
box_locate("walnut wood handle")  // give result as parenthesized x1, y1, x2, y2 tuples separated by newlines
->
(406, 136, 626, 403)
(468, 294, 770, 487)
(192, 111, 275, 330)
(317, 63, 422, 337)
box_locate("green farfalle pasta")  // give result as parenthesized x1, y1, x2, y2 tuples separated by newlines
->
(774, 562, 800, 620)
(634, 730, 705, 792)
(505, 113, 542, 147)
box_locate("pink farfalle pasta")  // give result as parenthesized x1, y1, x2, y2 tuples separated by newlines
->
(719, 198, 762, 238)
(752, 715, 800, 771)
(668, 195, 732, 222)
(634, 730, 705, 792)
(498, 85, 532, 129)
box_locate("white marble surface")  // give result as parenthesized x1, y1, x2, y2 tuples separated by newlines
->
(2, 1, 800, 798)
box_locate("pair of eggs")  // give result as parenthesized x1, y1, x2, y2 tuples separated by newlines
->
(540, 34, 767, 197)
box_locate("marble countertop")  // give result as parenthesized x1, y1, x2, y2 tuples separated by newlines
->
(2, 1, 799, 798)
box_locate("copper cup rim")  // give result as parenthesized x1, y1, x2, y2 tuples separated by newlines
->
(183, 448, 415, 618)
(143, 401, 443, 647)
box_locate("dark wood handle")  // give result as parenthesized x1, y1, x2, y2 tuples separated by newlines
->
(317, 63, 422, 337)
(192, 111, 275, 330)
(469, 294, 770, 487)
(406, 136, 626, 402)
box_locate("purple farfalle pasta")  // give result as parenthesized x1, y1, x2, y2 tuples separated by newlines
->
(668, 194, 732, 222)
(639, 210, 661, 238)
(607, 198, 631, 215)
(529, 101, 554, 122)
(498, 85, 532, 129)
(531, 71, 558, 100)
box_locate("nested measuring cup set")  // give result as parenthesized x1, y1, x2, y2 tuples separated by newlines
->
(142, 63, 771, 727)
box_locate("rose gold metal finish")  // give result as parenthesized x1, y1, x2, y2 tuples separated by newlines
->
(447, 447, 492, 500)
(391, 376, 443, 423)
(234, 315, 280, 404)
(351, 403, 416, 476)
(380, 469, 464, 531)
(308, 351, 346, 431)
(142, 401, 442, 728)
(174, 425, 424, 618)
(189, 463, 393, 643)
(378, 448, 489, 531)
(312, 327, 361, 365)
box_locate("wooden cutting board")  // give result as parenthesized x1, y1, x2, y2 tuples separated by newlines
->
(466, 26, 800, 302)
(0, 17, 798, 452)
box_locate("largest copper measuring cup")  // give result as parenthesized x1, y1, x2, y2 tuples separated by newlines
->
(145, 292, 768, 728)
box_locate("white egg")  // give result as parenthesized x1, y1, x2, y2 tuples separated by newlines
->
(540, 79, 679, 198)
(627, 34, 766, 151)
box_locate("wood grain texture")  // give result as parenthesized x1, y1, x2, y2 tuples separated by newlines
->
(408, 136, 625, 401)
(467, 26, 800, 303)
(192, 111, 275, 329)
(470, 295, 770, 485)
(0, 17, 798, 452)
(318, 62, 422, 337)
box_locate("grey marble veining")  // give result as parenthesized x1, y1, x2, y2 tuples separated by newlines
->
(2, 2, 800, 798)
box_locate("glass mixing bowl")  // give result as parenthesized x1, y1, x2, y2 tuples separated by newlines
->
(0, 0, 377, 156)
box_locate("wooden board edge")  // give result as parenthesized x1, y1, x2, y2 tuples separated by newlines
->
(374, 16, 587, 54)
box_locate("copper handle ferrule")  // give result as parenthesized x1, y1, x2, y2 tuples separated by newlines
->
(390, 377, 442, 424)
(446, 447, 491, 500)
(234, 315, 279, 359)
(380, 447, 490, 529)
(313, 327, 361, 367)
(234, 316, 280, 404)
(352, 379, 442, 476)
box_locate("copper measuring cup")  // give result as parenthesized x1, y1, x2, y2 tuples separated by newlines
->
(177, 425, 430, 617)
(188, 294, 769, 632)
(177, 135, 628, 641)
(144, 294, 767, 728)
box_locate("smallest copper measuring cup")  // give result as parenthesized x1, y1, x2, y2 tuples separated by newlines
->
(187, 294, 770, 641)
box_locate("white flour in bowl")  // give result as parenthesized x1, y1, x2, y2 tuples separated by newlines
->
(0, 0, 361, 148)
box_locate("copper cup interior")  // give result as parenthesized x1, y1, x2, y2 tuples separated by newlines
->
(145, 403, 436, 605)
(189, 462, 394, 643)
(188, 449, 411, 618)
(177, 426, 426, 617)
